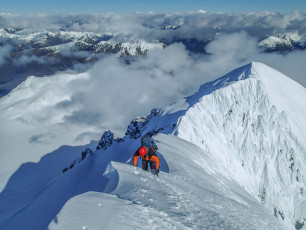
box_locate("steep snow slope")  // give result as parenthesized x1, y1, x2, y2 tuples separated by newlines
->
(0, 72, 98, 191)
(121, 62, 306, 228)
(172, 63, 306, 228)
(50, 134, 286, 230)
(0, 137, 136, 230)
(250, 62, 306, 144)
(0, 121, 286, 229)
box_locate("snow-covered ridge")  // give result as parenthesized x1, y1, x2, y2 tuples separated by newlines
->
(0, 132, 286, 230)
(175, 77, 305, 227)
(0, 29, 163, 57)
(114, 61, 306, 228)
(0, 28, 165, 97)
(82, 61, 306, 228)
(2, 29, 305, 56)
(1, 25, 305, 98)
(165, 62, 305, 229)
(0, 62, 305, 229)
(258, 32, 306, 51)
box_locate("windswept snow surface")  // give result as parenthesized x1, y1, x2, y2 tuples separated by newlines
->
(2, 133, 283, 230)
(49, 134, 285, 230)
(125, 62, 306, 228)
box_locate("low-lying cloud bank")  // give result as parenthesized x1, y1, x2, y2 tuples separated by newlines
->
(1, 11, 305, 137)
(43, 31, 305, 137)
(0, 44, 12, 67)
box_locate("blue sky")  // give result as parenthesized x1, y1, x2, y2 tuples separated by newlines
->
(0, 0, 305, 14)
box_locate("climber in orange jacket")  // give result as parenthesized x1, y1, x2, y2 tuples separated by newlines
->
(133, 145, 160, 175)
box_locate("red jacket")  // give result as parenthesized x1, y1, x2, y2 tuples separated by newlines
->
(133, 146, 160, 169)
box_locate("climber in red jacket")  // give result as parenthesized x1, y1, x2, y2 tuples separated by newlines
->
(133, 145, 160, 175)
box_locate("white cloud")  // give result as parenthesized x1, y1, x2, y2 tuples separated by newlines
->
(37, 31, 303, 138)
(205, 31, 259, 69)
(205, 31, 306, 87)
(254, 50, 306, 87)
(60, 44, 199, 135)
(1, 12, 305, 138)
(0, 44, 12, 67)
(1, 11, 306, 37)
(13, 55, 46, 66)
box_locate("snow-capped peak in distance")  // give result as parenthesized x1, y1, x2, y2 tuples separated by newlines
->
(258, 32, 306, 51)
(1, 23, 305, 98)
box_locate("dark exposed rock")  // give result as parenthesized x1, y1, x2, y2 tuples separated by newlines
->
(96, 130, 114, 150)
(81, 148, 93, 160)
(125, 117, 148, 139)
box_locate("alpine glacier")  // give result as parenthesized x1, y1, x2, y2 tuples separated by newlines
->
(0, 62, 305, 230)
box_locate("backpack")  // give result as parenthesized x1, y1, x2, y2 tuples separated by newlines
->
(141, 135, 158, 151)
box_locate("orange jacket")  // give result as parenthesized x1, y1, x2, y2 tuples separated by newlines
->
(133, 146, 160, 169)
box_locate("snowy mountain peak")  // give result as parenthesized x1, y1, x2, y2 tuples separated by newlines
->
(1, 62, 305, 230)
(258, 32, 306, 51)
(190, 62, 252, 103)
(170, 62, 306, 229)
(115, 61, 306, 229)
(49, 58, 306, 228)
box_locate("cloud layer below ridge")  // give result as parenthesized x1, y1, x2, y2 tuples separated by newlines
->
(34, 32, 306, 138)
(0, 11, 305, 181)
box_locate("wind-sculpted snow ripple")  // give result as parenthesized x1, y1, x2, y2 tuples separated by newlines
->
(94, 134, 285, 230)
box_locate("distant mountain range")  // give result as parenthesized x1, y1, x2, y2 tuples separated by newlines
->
(0, 27, 305, 97)
(0, 29, 164, 96)
(258, 32, 306, 52)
